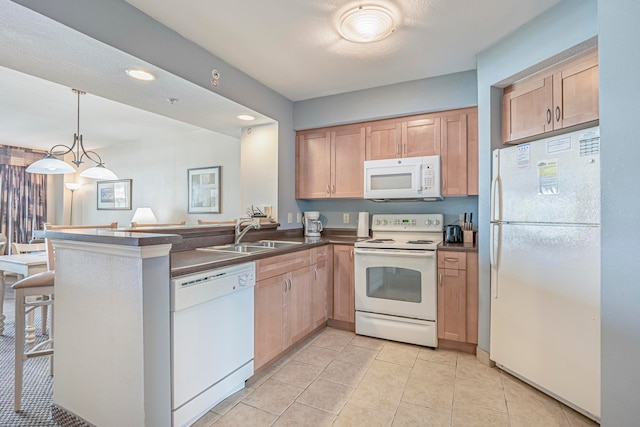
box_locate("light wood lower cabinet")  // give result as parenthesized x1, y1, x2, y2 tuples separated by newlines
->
(254, 273, 285, 370)
(332, 245, 355, 323)
(254, 247, 333, 370)
(437, 250, 478, 345)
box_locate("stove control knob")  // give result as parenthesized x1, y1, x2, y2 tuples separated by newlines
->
(426, 219, 432, 225)
(382, 220, 388, 225)
(435, 219, 441, 225)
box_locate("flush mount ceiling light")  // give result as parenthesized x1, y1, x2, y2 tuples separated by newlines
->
(339, 5, 396, 43)
(125, 68, 156, 81)
(27, 89, 118, 180)
(237, 114, 256, 121)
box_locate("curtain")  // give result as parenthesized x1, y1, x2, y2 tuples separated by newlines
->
(0, 146, 48, 252)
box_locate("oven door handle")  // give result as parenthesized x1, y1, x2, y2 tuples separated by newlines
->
(354, 248, 435, 258)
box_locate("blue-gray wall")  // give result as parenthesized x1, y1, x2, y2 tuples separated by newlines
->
(476, 0, 597, 354)
(293, 70, 479, 229)
(599, 0, 640, 424)
(12, 0, 299, 229)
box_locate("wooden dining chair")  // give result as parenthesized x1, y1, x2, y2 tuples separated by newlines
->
(11, 242, 46, 255)
(131, 220, 186, 227)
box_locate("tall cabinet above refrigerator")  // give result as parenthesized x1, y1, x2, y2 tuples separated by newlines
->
(490, 126, 600, 421)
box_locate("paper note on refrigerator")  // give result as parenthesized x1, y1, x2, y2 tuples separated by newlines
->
(517, 144, 531, 169)
(538, 160, 559, 195)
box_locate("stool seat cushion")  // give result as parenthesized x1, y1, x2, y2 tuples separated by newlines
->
(12, 271, 55, 289)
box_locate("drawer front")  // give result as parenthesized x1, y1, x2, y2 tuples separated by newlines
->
(438, 251, 467, 270)
(256, 249, 311, 281)
(311, 244, 329, 264)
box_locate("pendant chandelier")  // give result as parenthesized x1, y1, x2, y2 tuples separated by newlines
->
(26, 89, 118, 180)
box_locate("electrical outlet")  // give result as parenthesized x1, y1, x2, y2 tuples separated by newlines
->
(287, 213, 293, 224)
(343, 213, 350, 224)
(296, 212, 302, 223)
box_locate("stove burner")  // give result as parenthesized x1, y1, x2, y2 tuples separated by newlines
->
(406, 240, 435, 244)
(367, 239, 394, 243)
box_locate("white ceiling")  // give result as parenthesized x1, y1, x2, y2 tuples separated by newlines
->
(0, 0, 560, 152)
(125, 0, 561, 101)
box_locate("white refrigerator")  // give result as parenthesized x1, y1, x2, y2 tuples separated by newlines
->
(490, 126, 600, 420)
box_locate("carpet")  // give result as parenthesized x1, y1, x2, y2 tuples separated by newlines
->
(0, 285, 55, 426)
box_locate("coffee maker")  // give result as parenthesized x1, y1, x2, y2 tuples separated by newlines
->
(303, 211, 323, 237)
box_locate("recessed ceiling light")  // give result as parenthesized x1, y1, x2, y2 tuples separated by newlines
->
(237, 114, 256, 121)
(339, 5, 396, 43)
(125, 69, 156, 81)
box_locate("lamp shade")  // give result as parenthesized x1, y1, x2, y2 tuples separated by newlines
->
(26, 156, 75, 174)
(65, 182, 82, 191)
(80, 165, 118, 180)
(131, 207, 157, 225)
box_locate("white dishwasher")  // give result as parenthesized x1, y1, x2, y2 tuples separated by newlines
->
(171, 262, 256, 427)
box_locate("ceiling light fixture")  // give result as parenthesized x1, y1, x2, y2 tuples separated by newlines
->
(125, 68, 156, 81)
(237, 114, 256, 121)
(339, 5, 396, 43)
(27, 89, 118, 180)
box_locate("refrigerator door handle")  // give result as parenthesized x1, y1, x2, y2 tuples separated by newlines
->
(490, 223, 502, 299)
(491, 150, 502, 222)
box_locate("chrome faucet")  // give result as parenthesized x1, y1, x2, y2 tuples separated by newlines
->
(235, 218, 261, 244)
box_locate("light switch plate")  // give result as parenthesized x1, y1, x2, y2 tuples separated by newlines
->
(343, 213, 349, 224)
(296, 213, 302, 223)
(287, 213, 293, 224)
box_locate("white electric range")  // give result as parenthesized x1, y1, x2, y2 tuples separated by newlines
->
(354, 213, 443, 347)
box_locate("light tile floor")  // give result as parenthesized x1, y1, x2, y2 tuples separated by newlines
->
(192, 327, 599, 427)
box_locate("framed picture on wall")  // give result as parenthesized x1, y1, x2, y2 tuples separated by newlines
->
(188, 166, 221, 213)
(97, 179, 132, 210)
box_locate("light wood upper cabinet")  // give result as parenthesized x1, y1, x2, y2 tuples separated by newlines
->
(553, 53, 599, 129)
(365, 115, 441, 160)
(437, 250, 478, 345)
(366, 122, 402, 160)
(403, 116, 441, 157)
(296, 126, 364, 199)
(297, 107, 478, 198)
(332, 127, 366, 198)
(296, 131, 331, 198)
(503, 49, 598, 144)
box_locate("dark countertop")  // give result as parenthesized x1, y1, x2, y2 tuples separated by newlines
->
(438, 241, 478, 252)
(171, 235, 362, 277)
(35, 228, 183, 246)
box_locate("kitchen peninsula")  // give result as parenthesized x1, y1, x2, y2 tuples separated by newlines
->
(40, 225, 355, 426)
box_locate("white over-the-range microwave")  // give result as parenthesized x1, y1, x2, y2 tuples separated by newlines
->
(363, 155, 442, 201)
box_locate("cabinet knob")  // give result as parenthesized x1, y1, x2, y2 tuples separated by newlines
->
(326, 185, 330, 194)
(546, 109, 552, 124)
(439, 273, 443, 286)
(555, 106, 561, 122)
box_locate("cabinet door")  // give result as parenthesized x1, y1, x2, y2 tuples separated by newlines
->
(553, 55, 599, 129)
(331, 127, 365, 198)
(437, 267, 467, 342)
(333, 245, 355, 323)
(296, 131, 331, 198)
(402, 116, 441, 157)
(465, 252, 479, 345)
(502, 76, 553, 143)
(283, 266, 313, 347)
(254, 274, 285, 370)
(311, 261, 329, 328)
(366, 122, 402, 160)
(466, 110, 479, 196)
(441, 113, 468, 196)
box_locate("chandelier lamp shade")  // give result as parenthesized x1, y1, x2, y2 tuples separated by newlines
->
(26, 89, 118, 180)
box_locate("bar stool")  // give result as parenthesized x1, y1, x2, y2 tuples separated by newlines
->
(13, 270, 55, 411)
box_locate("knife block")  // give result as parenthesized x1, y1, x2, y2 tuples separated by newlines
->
(463, 230, 475, 244)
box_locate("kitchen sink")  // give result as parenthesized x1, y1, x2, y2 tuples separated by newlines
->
(252, 240, 302, 248)
(201, 244, 273, 254)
